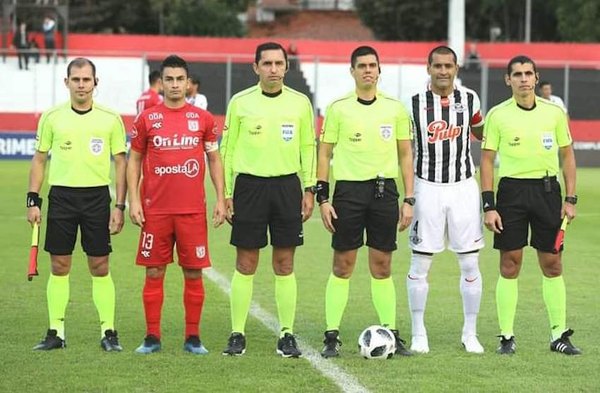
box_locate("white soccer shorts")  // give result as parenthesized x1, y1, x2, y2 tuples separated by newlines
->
(408, 176, 484, 253)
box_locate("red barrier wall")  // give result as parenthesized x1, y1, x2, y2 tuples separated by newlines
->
(0, 113, 597, 141)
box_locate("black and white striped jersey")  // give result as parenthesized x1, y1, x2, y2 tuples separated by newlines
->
(411, 87, 484, 183)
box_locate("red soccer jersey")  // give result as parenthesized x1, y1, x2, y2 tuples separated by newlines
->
(131, 103, 218, 215)
(136, 89, 163, 115)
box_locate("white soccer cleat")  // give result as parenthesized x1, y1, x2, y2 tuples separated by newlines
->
(410, 335, 429, 354)
(462, 335, 484, 354)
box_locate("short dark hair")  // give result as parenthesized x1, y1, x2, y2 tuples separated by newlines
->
(189, 75, 201, 86)
(160, 55, 188, 77)
(539, 81, 551, 88)
(67, 57, 96, 78)
(506, 55, 537, 75)
(427, 46, 457, 65)
(350, 46, 380, 68)
(149, 70, 161, 85)
(255, 42, 288, 65)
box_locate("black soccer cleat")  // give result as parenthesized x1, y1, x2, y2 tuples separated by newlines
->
(321, 330, 342, 358)
(222, 332, 246, 356)
(276, 332, 302, 358)
(550, 329, 582, 355)
(33, 329, 65, 351)
(496, 335, 516, 355)
(390, 329, 413, 356)
(100, 329, 123, 352)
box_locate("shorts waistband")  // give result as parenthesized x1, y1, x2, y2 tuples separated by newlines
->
(50, 185, 109, 192)
(500, 176, 557, 185)
(237, 173, 297, 181)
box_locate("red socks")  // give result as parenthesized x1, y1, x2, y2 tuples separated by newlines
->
(143, 275, 164, 338)
(184, 277, 205, 338)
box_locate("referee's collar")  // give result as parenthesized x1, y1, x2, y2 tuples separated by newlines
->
(262, 89, 282, 98)
(71, 106, 93, 115)
(357, 96, 377, 106)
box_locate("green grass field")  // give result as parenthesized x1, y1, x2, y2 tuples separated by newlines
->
(1, 160, 599, 393)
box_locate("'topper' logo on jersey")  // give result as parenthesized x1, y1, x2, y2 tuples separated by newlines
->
(427, 120, 462, 143)
(154, 158, 200, 178)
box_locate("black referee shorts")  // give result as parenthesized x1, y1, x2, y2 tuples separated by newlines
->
(494, 177, 562, 252)
(332, 179, 399, 252)
(231, 174, 303, 249)
(45, 186, 112, 257)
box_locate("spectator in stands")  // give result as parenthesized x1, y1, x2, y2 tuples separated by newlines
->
(464, 43, 481, 71)
(42, 15, 57, 64)
(539, 81, 568, 114)
(12, 21, 30, 70)
(186, 76, 208, 110)
(29, 39, 41, 64)
(288, 42, 299, 71)
(135, 70, 163, 116)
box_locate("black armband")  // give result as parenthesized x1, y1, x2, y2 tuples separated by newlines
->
(316, 180, 330, 205)
(27, 192, 41, 208)
(481, 191, 496, 212)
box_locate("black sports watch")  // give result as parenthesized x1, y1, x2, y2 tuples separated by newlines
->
(403, 197, 416, 206)
(564, 195, 578, 205)
(305, 186, 317, 195)
(115, 203, 126, 211)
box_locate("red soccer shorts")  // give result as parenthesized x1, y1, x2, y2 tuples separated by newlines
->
(135, 213, 211, 269)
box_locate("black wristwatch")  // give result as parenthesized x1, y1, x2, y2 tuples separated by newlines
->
(564, 195, 578, 205)
(115, 203, 126, 211)
(305, 186, 317, 195)
(403, 197, 416, 206)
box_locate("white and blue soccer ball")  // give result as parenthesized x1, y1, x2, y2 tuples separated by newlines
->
(358, 325, 396, 359)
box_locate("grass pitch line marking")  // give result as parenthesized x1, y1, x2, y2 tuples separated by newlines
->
(205, 268, 371, 393)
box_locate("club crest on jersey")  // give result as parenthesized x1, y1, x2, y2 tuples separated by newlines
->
(196, 246, 206, 259)
(90, 138, 104, 155)
(281, 124, 295, 142)
(542, 132, 554, 150)
(380, 125, 393, 141)
(452, 103, 466, 113)
(188, 120, 199, 132)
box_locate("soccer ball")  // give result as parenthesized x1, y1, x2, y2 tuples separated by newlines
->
(358, 325, 396, 359)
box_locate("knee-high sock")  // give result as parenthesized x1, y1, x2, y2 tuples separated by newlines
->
(542, 275, 566, 341)
(496, 276, 518, 337)
(458, 252, 482, 336)
(325, 274, 350, 331)
(406, 253, 432, 337)
(92, 273, 116, 336)
(184, 276, 205, 338)
(275, 273, 297, 336)
(143, 275, 164, 338)
(47, 274, 69, 339)
(371, 276, 396, 329)
(230, 270, 254, 334)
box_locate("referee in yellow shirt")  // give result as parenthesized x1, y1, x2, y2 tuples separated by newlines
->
(480, 55, 581, 355)
(317, 46, 414, 358)
(27, 58, 127, 351)
(220, 42, 316, 357)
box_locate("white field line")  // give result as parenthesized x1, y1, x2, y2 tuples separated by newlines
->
(204, 268, 370, 393)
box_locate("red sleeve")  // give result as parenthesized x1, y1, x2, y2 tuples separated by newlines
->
(130, 113, 147, 153)
(203, 111, 219, 142)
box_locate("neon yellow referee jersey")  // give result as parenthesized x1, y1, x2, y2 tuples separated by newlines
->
(482, 97, 571, 179)
(321, 91, 412, 181)
(36, 101, 127, 187)
(220, 84, 316, 198)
